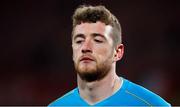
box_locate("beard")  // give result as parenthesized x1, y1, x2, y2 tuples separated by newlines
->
(74, 57, 112, 82)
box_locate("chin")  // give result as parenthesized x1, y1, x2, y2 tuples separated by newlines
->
(75, 61, 111, 82)
(78, 65, 97, 74)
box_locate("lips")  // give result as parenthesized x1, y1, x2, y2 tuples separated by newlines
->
(80, 56, 94, 62)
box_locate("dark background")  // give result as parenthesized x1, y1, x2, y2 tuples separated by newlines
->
(0, 0, 179, 105)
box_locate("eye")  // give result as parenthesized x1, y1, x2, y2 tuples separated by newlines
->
(75, 38, 84, 44)
(94, 36, 104, 43)
(94, 39, 103, 43)
(76, 40, 83, 44)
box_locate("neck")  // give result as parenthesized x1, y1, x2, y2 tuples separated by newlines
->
(77, 65, 122, 105)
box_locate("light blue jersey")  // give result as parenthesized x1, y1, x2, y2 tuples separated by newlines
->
(49, 77, 171, 106)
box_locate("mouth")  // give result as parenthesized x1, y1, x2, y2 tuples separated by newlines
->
(80, 56, 94, 63)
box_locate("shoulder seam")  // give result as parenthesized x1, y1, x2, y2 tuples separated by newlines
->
(125, 90, 153, 107)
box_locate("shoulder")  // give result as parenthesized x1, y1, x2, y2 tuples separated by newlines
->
(123, 78, 171, 106)
(48, 88, 78, 106)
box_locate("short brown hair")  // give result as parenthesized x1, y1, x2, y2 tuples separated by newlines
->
(72, 5, 122, 46)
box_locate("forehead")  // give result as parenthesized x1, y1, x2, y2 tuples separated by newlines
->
(73, 21, 112, 38)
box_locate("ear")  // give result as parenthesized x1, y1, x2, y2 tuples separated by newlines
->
(114, 44, 124, 62)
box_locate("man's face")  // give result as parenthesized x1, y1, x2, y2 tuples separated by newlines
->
(72, 21, 115, 82)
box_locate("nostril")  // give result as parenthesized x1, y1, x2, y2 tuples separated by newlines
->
(82, 49, 92, 53)
(81, 42, 92, 53)
(81, 39, 93, 53)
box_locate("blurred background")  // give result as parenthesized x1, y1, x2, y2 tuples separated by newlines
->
(0, 0, 179, 105)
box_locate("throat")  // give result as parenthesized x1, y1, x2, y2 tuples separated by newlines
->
(78, 75, 121, 105)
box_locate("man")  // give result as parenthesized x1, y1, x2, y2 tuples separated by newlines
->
(49, 5, 171, 106)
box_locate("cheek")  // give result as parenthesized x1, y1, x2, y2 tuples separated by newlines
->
(96, 47, 113, 60)
(72, 47, 80, 61)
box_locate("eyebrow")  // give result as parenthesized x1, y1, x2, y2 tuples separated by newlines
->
(73, 33, 106, 40)
(92, 33, 104, 37)
(92, 33, 106, 40)
(73, 34, 85, 40)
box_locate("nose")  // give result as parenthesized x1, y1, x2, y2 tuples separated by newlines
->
(81, 39, 92, 53)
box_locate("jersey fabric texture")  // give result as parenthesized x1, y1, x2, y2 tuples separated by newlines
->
(48, 77, 171, 106)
